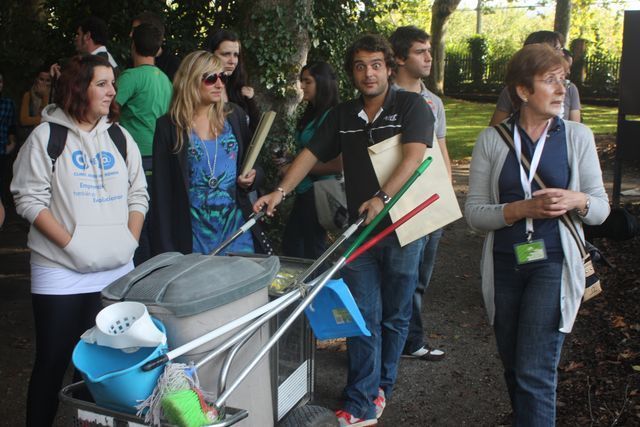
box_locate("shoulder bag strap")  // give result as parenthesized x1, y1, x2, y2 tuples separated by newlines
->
(493, 123, 588, 258)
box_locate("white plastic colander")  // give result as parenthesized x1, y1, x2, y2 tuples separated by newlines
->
(81, 301, 166, 351)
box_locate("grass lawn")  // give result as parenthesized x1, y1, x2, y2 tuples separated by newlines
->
(444, 97, 618, 160)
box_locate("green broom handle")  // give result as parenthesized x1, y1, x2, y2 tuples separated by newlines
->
(343, 156, 432, 259)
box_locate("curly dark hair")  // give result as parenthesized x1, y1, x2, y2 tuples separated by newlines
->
(344, 34, 396, 82)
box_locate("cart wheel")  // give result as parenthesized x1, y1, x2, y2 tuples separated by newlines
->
(279, 404, 339, 427)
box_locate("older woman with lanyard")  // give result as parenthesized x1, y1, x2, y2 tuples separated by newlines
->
(465, 43, 609, 425)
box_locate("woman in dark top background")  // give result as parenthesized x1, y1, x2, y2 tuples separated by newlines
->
(279, 61, 342, 258)
(205, 29, 260, 132)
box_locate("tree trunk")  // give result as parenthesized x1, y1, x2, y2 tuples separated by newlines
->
(428, 0, 463, 95)
(554, 0, 571, 44)
(238, 0, 312, 120)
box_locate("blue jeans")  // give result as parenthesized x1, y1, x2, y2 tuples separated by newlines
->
(404, 228, 443, 353)
(341, 234, 424, 419)
(493, 255, 566, 427)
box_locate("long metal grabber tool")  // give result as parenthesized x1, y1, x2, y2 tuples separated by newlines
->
(210, 211, 265, 256)
(213, 156, 434, 409)
(205, 194, 442, 381)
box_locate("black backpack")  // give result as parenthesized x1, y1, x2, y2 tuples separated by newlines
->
(47, 122, 127, 171)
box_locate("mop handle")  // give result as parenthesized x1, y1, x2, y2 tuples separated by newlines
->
(210, 211, 265, 256)
(214, 165, 433, 406)
(343, 156, 432, 259)
(346, 193, 439, 263)
(141, 288, 299, 371)
(215, 258, 345, 408)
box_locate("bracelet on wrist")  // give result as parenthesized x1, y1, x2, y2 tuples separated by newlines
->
(276, 186, 287, 201)
(374, 189, 391, 205)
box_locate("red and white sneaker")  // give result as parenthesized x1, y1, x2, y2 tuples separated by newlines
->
(335, 409, 377, 426)
(373, 387, 386, 419)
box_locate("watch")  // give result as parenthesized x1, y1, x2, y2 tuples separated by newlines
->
(374, 190, 391, 205)
(576, 195, 590, 217)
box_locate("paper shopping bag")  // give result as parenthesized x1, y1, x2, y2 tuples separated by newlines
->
(368, 134, 462, 246)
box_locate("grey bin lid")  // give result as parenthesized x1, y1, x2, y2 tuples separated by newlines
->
(102, 252, 280, 317)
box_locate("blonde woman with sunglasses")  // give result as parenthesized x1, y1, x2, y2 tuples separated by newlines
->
(149, 50, 271, 256)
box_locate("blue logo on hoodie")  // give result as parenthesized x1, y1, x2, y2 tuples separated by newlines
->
(71, 150, 116, 170)
(96, 151, 115, 170)
(72, 150, 90, 170)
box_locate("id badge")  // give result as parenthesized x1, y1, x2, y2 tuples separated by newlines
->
(513, 239, 548, 265)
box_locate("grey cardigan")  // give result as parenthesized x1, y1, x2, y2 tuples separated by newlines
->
(465, 120, 609, 332)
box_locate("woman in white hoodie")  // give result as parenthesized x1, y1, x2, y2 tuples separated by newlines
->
(11, 54, 148, 426)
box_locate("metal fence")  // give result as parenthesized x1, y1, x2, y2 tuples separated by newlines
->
(444, 52, 621, 98)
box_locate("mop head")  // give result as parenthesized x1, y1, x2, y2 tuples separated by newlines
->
(136, 362, 199, 425)
(162, 387, 219, 427)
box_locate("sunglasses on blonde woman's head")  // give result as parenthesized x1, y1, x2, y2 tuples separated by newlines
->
(202, 72, 227, 86)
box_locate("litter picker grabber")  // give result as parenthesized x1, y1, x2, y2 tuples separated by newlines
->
(210, 211, 266, 256)
(208, 191, 442, 399)
(140, 211, 368, 373)
(142, 156, 433, 374)
(211, 156, 435, 411)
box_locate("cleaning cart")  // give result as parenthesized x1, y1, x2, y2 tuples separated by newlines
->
(60, 252, 341, 427)
(59, 157, 438, 427)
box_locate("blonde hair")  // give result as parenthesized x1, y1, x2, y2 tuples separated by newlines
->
(169, 50, 227, 152)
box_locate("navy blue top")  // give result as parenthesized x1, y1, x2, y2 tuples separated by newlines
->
(493, 117, 569, 261)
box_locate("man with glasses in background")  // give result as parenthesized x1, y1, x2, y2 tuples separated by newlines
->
(489, 30, 581, 125)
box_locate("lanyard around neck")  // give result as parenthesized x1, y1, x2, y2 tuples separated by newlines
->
(513, 120, 551, 239)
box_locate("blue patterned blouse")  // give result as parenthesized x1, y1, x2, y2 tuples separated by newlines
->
(187, 120, 255, 255)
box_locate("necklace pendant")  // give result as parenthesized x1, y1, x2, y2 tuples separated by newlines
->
(208, 176, 219, 189)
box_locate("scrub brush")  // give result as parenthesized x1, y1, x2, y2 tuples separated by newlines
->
(162, 387, 219, 427)
(137, 362, 215, 426)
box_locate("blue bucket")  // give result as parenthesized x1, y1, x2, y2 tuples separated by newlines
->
(72, 317, 168, 413)
(304, 279, 371, 340)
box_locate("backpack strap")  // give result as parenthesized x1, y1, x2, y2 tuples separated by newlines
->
(107, 123, 127, 162)
(47, 123, 127, 172)
(47, 123, 68, 172)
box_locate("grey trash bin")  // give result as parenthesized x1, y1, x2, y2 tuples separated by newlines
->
(102, 252, 280, 427)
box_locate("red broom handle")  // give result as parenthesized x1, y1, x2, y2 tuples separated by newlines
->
(345, 193, 440, 264)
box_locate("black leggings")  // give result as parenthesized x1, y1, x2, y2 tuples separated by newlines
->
(26, 292, 102, 427)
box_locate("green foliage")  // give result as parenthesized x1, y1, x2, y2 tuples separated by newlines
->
(241, 2, 316, 98)
(308, 0, 383, 101)
(570, 0, 625, 55)
(443, 53, 465, 93)
(467, 35, 488, 88)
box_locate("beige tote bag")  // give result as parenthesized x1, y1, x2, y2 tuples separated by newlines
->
(368, 133, 462, 246)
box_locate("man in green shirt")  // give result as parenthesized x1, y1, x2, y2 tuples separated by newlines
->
(117, 23, 172, 265)
(116, 22, 172, 171)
